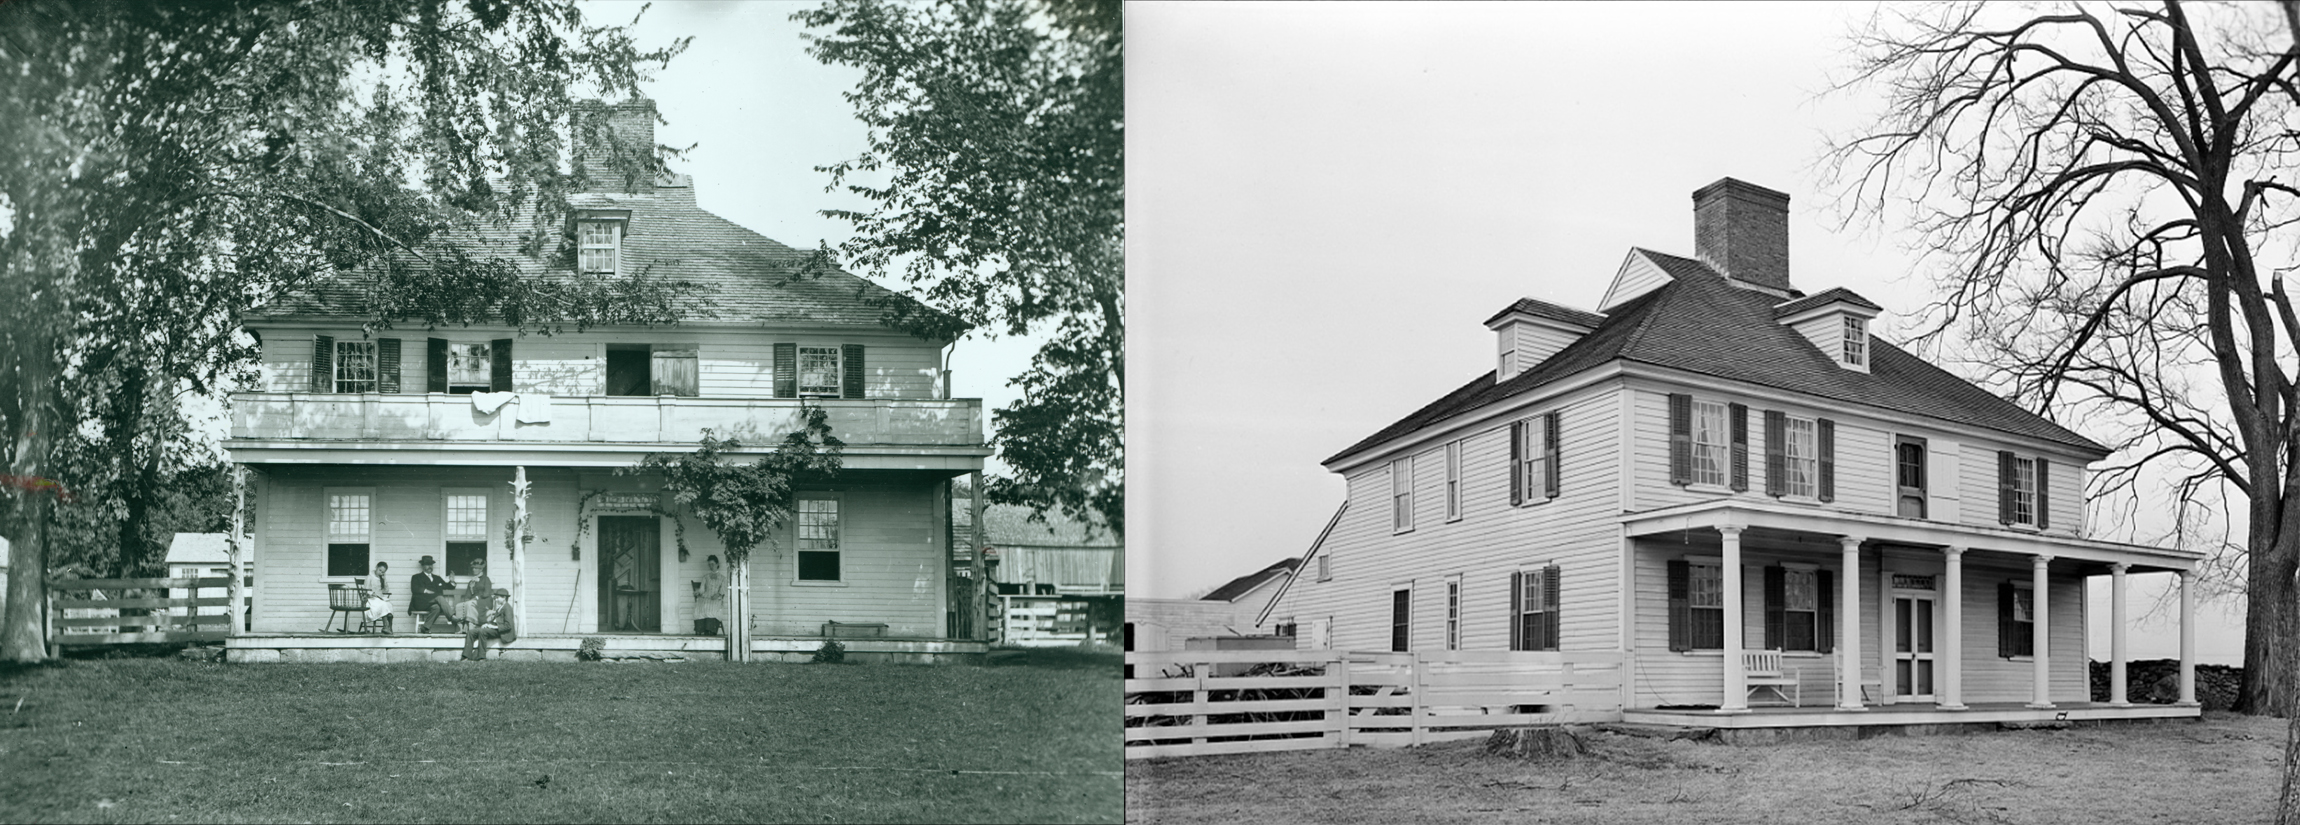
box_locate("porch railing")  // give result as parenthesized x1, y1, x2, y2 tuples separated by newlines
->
(228, 392, 983, 446)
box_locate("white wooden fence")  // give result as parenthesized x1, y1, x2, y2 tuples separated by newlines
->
(1124, 648, 1624, 760)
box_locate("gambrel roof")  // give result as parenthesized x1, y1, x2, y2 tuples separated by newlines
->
(1327, 249, 2106, 465)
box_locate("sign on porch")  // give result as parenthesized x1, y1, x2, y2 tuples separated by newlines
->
(591, 492, 659, 512)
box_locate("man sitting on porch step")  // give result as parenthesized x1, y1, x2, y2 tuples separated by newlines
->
(459, 589, 516, 661)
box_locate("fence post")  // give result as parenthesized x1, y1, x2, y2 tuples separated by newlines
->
(1410, 650, 1426, 747)
(1333, 651, 1351, 749)
(1191, 659, 1211, 750)
(1560, 658, 1578, 712)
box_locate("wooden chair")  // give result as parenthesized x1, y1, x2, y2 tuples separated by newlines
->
(324, 584, 369, 633)
(1743, 649, 1801, 707)
(1831, 652, 1886, 705)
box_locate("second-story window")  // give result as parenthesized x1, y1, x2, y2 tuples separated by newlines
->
(447, 343, 492, 394)
(1692, 400, 1729, 486)
(1390, 457, 1414, 533)
(335, 340, 377, 393)
(798, 346, 843, 397)
(2012, 456, 2037, 525)
(1781, 416, 1818, 497)
(1444, 440, 1462, 522)
(579, 221, 620, 274)
(1896, 436, 1928, 518)
(1842, 316, 1868, 367)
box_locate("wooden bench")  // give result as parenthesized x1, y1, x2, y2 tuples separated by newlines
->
(1832, 653, 1888, 705)
(1743, 649, 1800, 707)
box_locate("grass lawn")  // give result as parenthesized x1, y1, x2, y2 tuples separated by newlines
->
(0, 648, 1118, 824)
(1127, 713, 2286, 824)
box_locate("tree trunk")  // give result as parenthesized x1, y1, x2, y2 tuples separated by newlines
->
(1484, 726, 1590, 760)
(2241, 511, 2300, 717)
(1, 329, 55, 663)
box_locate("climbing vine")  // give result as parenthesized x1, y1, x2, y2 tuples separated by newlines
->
(622, 405, 845, 564)
(569, 488, 692, 562)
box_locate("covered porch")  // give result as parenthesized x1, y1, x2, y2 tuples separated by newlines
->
(225, 631, 988, 664)
(1620, 499, 2205, 722)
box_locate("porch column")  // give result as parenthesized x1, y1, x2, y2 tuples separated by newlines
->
(1836, 536, 1865, 710)
(2178, 569, 2198, 706)
(2109, 563, 2131, 707)
(1720, 525, 1748, 714)
(1940, 546, 1966, 710)
(510, 466, 531, 633)
(228, 464, 247, 638)
(2027, 553, 2054, 709)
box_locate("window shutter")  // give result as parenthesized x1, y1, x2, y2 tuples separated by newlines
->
(1543, 564, 1562, 650)
(1509, 570, 1524, 651)
(1668, 393, 1692, 486)
(842, 344, 866, 399)
(490, 338, 513, 393)
(1817, 418, 1836, 502)
(1728, 403, 1749, 492)
(310, 335, 333, 392)
(1667, 559, 1690, 652)
(1763, 564, 1785, 650)
(426, 338, 449, 393)
(377, 338, 402, 393)
(1509, 420, 1525, 506)
(1998, 451, 2016, 525)
(773, 343, 797, 398)
(2036, 458, 2051, 529)
(1764, 410, 1786, 497)
(1998, 581, 2016, 658)
(1816, 569, 1835, 654)
(1542, 412, 1561, 500)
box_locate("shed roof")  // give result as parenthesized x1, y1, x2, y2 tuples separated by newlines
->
(165, 533, 233, 565)
(1201, 558, 1297, 603)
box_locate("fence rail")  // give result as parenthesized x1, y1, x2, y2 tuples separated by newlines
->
(46, 576, 237, 646)
(1124, 648, 1624, 760)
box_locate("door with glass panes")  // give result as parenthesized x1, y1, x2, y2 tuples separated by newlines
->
(1890, 574, 1938, 702)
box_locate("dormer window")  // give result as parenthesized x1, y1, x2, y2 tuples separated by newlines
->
(1843, 316, 1868, 367)
(578, 221, 621, 274)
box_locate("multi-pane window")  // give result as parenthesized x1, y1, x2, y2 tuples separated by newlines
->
(796, 498, 841, 581)
(1896, 438, 1928, 518)
(2007, 584, 2035, 657)
(444, 493, 488, 577)
(1782, 417, 1818, 497)
(1783, 567, 1819, 651)
(1516, 568, 1556, 651)
(1842, 317, 1868, 367)
(1691, 401, 1729, 486)
(1517, 422, 1545, 501)
(798, 346, 843, 397)
(447, 343, 491, 393)
(1687, 561, 1725, 649)
(1317, 553, 1332, 582)
(326, 491, 372, 577)
(334, 341, 377, 394)
(2012, 457, 2038, 525)
(1390, 457, 1414, 533)
(1499, 350, 1517, 378)
(1444, 441, 1462, 521)
(1390, 588, 1411, 652)
(1445, 581, 1461, 651)
(579, 221, 619, 274)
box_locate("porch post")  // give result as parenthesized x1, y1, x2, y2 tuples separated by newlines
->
(1940, 546, 1966, 710)
(510, 466, 530, 633)
(2109, 563, 2131, 707)
(1720, 525, 1748, 714)
(1837, 536, 1865, 710)
(2027, 554, 2054, 709)
(228, 464, 247, 638)
(2178, 569, 2198, 706)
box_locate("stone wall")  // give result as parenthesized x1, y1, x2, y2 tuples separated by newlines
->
(2088, 658, 2239, 711)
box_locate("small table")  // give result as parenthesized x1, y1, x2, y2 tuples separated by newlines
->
(612, 588, 650, 632)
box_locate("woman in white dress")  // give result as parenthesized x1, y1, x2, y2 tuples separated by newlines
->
(695, 555, 725, 636)
(365, 561, 395, 633)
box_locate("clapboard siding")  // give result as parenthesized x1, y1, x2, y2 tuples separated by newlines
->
(1627, 540, 2086, 707)
(252, 325, 942, 400)
(1268, 383, 1624, 656)
(249, 465, 947, 638)
(1955, 439, 2087, 536)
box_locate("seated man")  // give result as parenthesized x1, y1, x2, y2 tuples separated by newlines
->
(459, 588, 516, 661)
(408, 556, 454, 633)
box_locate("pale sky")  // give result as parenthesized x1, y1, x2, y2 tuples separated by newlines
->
(1122, 1, 2242, 663)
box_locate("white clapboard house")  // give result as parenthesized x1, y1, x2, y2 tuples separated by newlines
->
(1260, 178, 2207, 728)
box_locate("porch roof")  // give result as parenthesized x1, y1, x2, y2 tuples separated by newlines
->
(1620, 499, 2200, 572)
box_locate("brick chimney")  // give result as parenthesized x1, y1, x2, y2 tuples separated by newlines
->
(574, 98, 658, 195)
(1692, 178, 1791, 292)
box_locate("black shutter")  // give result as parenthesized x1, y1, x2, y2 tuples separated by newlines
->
(842, 344, 865, 399)
(311, 335, 333, 392)
(1998, 451, 2016, 525)
(1543, 564, 1561, 650)
(1509, 570, 1523, 651)
(1764, 410, 1786, 497)
(377, 338, 402, 393)
(1729, 403, 1749, 491)
(773, 343, 797, 398)
(426, 338, 449, 393)
(1817, 418, 1836, 502)
(1816, 569, 1835, 654)
(1998, 581, 2016, 658)
(1667, 559, 1690, 652)
(1668, 393, 1692, 485)
(1542, 412, 1561, 500)
(1763, 565, 1785, 650)
(2036, 458, 2051, 529)
(490, 338, 513, 392)
(1509, 420, 1525, 506)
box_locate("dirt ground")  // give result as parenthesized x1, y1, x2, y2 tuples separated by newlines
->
(1127, 712, 2283, 824)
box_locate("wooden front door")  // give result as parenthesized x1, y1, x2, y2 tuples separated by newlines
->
(1893, 594, 1937, 701)
(598, 516, 661, 633)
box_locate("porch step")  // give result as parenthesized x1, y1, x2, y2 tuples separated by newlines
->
(1594, 722, 1718, 742)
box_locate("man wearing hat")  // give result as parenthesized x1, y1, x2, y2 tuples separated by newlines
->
(459, 588, 516, 660)
(409, 556, 454, 632)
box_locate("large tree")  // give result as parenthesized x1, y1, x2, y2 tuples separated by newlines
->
(0, 0, 686, 662)
(795, 0, 1124, 535)
(1826, 0, 2300, 715)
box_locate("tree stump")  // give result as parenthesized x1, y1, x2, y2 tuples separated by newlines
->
(1483, 725, 1589, 760)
